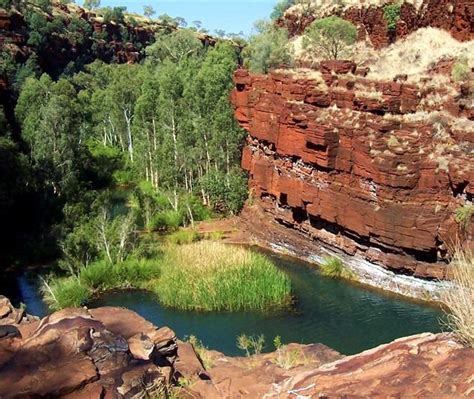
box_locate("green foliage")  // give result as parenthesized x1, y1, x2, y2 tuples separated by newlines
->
(236, 334, 265, 356)
(102, 6, 127, 24)
(41, 276, 91, 310)
(9, 20, 248, 267)
(455, 204, 473, 230)
(0, 0, 13, 8)
(154, 242, 292, 312)
(320, 256, 356, 280)
(270, 0, 295, 20)
(143, 5, 155, 18)
(83, 0, 100, 10)
(145, 30, 203, 63)
(452, 58, 470, 82)
(150, 209, 184, 231)
(383, 3, 401, 31)
(303, 16, 357, 60)
(201, 168, 248, 215)
(243, 20, 291, 73)
(66, 16, 93, 46)
(43, 256, 161, 310)
(167, 229, 200, 245)
(0, 50, 17, 82)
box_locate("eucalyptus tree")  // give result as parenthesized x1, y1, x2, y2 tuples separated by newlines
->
(16, 75, 83, 197)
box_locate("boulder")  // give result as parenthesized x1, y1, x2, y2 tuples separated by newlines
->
(0, 304, 179, 398)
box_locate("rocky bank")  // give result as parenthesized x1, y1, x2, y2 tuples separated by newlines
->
(0, 296, 473, 398)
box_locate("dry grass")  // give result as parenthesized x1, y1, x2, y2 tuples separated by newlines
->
(365, 28, 474, 81)
(442, 249, 474, 347)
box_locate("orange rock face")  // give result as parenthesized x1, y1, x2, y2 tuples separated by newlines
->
(231, 68, 473, 279)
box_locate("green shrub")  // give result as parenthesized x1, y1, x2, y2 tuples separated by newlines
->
(270, 0, 295, 20)
(79, 258, 118, 290)
(114, 257, 161, 286)
(243, 20, 291, 73)
(303, 16, 357, 60)
(452, 59, 470, 82)
(200, 168, 248, 215)
(151, 209, 184, 231)
(167, 229, 200, 245)
(41, 276, 91, 311)
(319, 256, 356, 280)
(455, 204, 473, 230)
(383, 3, 401, 31)
(236, 333, 265, 356)
(154, 242, 292, 312)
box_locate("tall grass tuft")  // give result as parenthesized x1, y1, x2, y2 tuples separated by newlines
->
(41, 276, 91, 311)
(319, 256, 357, 280)
(441, 249, 474, 347)
(155, 242, 292, 312)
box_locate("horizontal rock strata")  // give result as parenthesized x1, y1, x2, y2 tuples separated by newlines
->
(231, 66, 473, 279)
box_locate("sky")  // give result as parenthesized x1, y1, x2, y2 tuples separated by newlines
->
(82, 0, 278, 36)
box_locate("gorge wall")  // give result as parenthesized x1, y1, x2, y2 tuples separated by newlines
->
(231, 63, 473, 280)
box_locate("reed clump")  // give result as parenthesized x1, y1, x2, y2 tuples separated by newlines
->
(155, 242, 292, 312)
(319, 256, 357, 280)
(441, 249, 474, 347)
(42, 257, 161, 310)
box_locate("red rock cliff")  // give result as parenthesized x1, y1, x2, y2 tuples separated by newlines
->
(231, 65, 473, 279)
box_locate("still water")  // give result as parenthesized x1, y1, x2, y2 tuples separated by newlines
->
(7, 252, 443, 356)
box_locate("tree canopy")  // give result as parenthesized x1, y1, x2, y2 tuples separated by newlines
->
(243, 20, 291, 73)
(303, 16, 358, 60)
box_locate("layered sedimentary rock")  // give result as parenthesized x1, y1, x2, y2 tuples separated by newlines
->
(278, 0, 474, 48)
(231, 65, 473, 279)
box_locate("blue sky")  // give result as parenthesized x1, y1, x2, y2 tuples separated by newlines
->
(84, 0, 277, 36)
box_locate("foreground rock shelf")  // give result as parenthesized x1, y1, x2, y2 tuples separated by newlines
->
(0, 296, 472, 398)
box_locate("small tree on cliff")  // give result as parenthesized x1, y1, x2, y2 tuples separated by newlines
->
(143, 5, 155, 18)
(83, 0, 100, 11)
(303, 16, 357, 60)
(243, 20, 291, 73)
